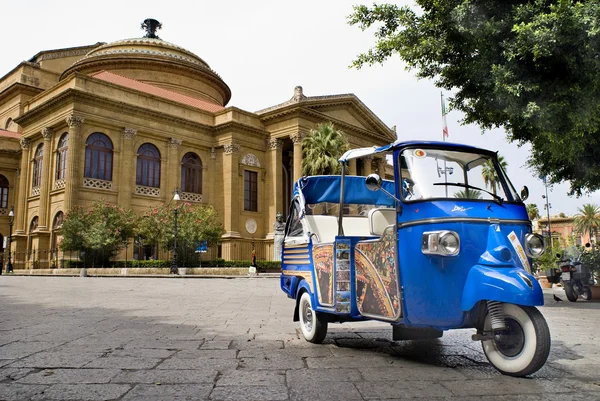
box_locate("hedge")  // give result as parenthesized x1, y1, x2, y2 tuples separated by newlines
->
(63, 259, 282, 271)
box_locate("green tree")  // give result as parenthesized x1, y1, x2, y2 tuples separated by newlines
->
(574, 203, 600, 243)
(60, 201, 137, 265)
(526, 204, 540, 221)
(302, 122, 349, 176)
(454, 189, 482, 199)
(348, 1, 600, 196)
(137, 202, 224, 259)
(481, 155, 508, 195)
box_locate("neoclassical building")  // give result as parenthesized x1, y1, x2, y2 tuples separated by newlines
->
(0, 21, 395, 267)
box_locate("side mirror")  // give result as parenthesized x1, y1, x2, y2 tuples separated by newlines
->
(520, 186, 529, 201)
(585, 243, 591, 248)
(365, 174, 382, 191)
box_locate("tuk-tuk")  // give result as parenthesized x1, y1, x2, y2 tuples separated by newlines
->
(280, 140, 550, 377)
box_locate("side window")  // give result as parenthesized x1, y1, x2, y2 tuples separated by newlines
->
(285, 201, 304, 237)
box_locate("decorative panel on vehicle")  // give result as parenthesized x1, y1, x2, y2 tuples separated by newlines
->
(355, 227, 401, 320)
(313, 244, 334, 306)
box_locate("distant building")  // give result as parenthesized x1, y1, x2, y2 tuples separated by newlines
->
(0, 21, 395, 268)
(535, 215, 593, 248)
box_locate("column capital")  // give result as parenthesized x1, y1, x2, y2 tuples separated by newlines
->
(66, 115, 84, 128)
(290, 133, 304, 144)
(223, 142, 240, 154)
(41, 128, 53, 140)
(20, 138, 31, 149)
(168, 138, 182, 148)
(364, 155, 374, 162)
(268, 138, 283, 150)
(122, 128, 137, 140)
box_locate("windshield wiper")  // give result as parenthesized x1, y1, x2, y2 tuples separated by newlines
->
(433, 182, 504, 204)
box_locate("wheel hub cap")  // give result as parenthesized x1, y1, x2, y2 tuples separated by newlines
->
(494, 318, 525, 357)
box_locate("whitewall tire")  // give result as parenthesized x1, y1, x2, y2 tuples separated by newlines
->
(482, 303, 550, 377)
(299, 291, 328, 343)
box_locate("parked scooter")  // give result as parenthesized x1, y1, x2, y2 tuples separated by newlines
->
(546, 246, 594, 301)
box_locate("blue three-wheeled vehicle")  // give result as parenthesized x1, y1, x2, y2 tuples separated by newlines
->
(280, 140, 550, 377)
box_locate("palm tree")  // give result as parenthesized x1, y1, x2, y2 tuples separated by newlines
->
(302, 122, 349, 176)
(574, 203, 600, 246)
(526, 204, 540, 221)
(454, 189, 482, 199)
(481, 155, 508, 195)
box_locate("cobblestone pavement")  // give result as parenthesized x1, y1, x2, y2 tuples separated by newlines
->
(0, 276, 599, 401)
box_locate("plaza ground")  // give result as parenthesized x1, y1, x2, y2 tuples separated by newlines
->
(0, 276, 599, 401)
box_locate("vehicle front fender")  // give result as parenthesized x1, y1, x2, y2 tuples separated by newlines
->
(461, 265, 543, 311)
(293, 279, 314, 322)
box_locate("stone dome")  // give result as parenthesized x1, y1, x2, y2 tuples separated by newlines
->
(60, 37, 231, 106)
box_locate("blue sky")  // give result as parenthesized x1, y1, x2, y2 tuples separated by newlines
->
(2, 0, 599, 216)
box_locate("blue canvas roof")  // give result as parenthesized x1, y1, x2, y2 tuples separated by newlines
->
(293, 175, 396, 207)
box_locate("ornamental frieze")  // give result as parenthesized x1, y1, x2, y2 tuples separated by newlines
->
(122, 128, 137, 140)
(168, 138, 182, 148)
(223, 143, 240, 154)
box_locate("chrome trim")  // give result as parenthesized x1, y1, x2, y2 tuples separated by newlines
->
(399, 217, 529, 229)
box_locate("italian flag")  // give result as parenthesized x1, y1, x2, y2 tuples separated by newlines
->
(441, 93, 449, 139)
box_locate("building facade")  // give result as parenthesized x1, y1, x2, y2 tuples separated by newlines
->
(0, 22, 396, 268)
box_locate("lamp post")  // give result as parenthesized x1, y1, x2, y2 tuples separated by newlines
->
(171, 189, 180, 275)
(6, 206, 14, 273)
(542, 176, 552, 249)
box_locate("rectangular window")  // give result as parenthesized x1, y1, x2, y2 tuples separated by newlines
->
(244, 170, 258, 212)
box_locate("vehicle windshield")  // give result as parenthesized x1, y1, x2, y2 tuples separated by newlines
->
(398, 148, 519, 202)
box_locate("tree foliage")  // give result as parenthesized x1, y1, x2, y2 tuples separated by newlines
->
(60, 201, 137, 262)
(573, 203, 600, 240)
(526, 203, 540, 221)
(137, 202, 224, 251)
(481, 155, 508, 195)
(349, 1, 600, 195)
(302, 122, 350, 176)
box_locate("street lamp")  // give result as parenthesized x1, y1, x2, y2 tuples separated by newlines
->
(542, 176, 552, 249)
(6, 206, 14, 273)
(171, 189, 180, 275)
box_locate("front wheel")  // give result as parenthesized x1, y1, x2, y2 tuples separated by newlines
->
(482, 304, 550, 377)
(298, 292, 328, 343)
(564, 283, 578, 302)
(581, 287, 593, 301)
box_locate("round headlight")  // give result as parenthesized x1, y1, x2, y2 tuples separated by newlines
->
(525, 233, 545, 258)
(439, 232, 460, 256)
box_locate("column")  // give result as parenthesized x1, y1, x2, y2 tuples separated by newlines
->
(222, 142, 240, 238)
(165, 138, 182, 199)
(364, 156, 373, 176)
(266, 139, 283, 239)
(291, 133, 304, 182)
(16, 139, 31, 234)
(118, 128, 137, 206)
(348, 159, 357, 176)
(377, 157, 387, 178)
(37, 128, 54, 230)
(64, 115, 84, 212)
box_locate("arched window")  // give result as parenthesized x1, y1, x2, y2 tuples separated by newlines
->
(56, 133, 68, 180)
(32, 144, 44, 188)
(84, 133, 113, 180)
(52, 211, 64, 229)
(136, 143, 161, 188)
(0, 175, 8, 208)
(30, 216, 39, 233)
(181, 152, 202, 194)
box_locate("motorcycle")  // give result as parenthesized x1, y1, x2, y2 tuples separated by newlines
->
(546, 246, 594, 301)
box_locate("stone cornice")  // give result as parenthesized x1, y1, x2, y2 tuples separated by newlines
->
(28, 42, 105, 63)
(213, 120, 268, 137)
(0, 81, 45, 105)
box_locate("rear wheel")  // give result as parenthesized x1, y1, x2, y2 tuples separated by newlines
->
(299, 291, 328, 343)
(564, 283, 578, 302)
(482, 304, 550, 377)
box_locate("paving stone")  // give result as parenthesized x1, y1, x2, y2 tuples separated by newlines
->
(112, 369, 217, 384)
(174, 350, 237, 359)
(8, 352, 102, 368)
(239, 354, 305, 370)
(0, 383, 48, 400)
(17, 368, 120, 384)
(84, 356, 162, 369)
(355, 381, 453, 399)
(210, 385, 289, 401)
(289, 381, 362, 401)
(121, 383, 213, 401)
(29, 383, 131, 400)
(305, 355, 396, 369)
(217, 369, 286, 386)
(157, 357, 239, 371)
(285, 368, 363, 384)
(0, 341, 64, 359)
(200, 341, 231, 350)
(0, 367, 34, 382)
(359, 365, 467, 381)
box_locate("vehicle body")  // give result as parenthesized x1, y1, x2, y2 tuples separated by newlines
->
(546, 247, 594, 301)
(280, 140, 550, 377)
